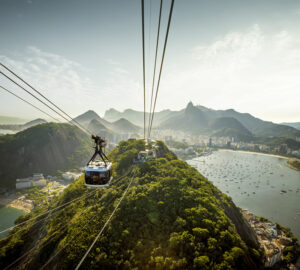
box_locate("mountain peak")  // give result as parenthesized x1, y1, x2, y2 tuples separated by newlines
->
(74, 110, 101, 123)
(23, 118, 47, 129)
(83, 110, 99, 117)
(185, 101, 197, 114)
(186, 101, 194, 109)
(114, 117, 130, 124)
(105, 108, 120, 114)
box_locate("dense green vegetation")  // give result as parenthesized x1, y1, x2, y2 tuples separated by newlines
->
(24, 186, 48, 207)
(0, 139, 268, 269)
(0, 123, 92, 188)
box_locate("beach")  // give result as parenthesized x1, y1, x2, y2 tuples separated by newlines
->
(219, 148, 289, 160)
(0, 193, 33, 213)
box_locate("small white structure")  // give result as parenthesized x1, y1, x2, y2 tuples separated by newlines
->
(62, 172, 81, 181)
(16, 179, 32, 189)
(16, 173, 47, 189)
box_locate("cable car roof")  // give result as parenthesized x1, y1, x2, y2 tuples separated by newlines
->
(85, 161, 112, 172)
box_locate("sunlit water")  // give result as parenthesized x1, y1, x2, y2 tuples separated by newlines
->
(187, 150, 300, 240)
(0, 206, 25, 239)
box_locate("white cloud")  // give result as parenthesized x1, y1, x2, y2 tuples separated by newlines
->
(0, 46, 96, 119)
(0, 47, 142, 119)
(159, 25, 300, 122)
(1, 26, 299, 123)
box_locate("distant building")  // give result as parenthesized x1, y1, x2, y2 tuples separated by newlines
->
(208, 137, 212, 147)
(62, 172, 81, 181)
(279, 144, 288, 154)
(16, 179, 32, 189)
(16, 173, 46, 189)
(254, 145, 260, 151)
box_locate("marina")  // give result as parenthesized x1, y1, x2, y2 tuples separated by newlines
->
(187, 149, 300, 240)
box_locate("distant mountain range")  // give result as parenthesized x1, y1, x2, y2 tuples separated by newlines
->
(281, 122, 300, 130)
(2, 103, 299, 143)
(74, 110, 141, 135)
(0, 118, 46, 131)
(104, 102, 300, 142)
(104, 108, 180, 127)
(0, 115, 29, 125)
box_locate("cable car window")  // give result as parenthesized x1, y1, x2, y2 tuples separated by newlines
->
(85, 171, 107, 185)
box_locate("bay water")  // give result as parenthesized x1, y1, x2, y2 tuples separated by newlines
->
(187, 150, 300, 240)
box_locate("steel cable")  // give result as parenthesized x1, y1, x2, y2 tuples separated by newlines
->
(148, 0, 175, 136)
(0, 85, 61, 123)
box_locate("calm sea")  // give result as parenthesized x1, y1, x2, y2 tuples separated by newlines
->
(0, 206, 26, 239)
(187, 150, 300, 240)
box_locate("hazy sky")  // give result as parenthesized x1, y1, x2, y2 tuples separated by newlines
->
(0, 0, 300, 123)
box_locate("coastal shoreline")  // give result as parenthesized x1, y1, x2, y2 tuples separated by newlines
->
(218, 148, 289, 160)
(285, 162, 300, 171)
(0, 194, 33, 213)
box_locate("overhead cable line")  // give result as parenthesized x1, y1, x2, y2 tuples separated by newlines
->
(141, 0, 146, 139)
(0, 85, 61, 123)
(147, 0, 152, 96)
(2, 189, 97, 269)
(148, 0, 175, 136)
(0, 189, 97, 236)
(3, 227, 69, 270)
(3, 245, 36, 270)
(74, 170, 137, 270)
(40, 191, 118, 269)
(148, 0, 163, 137)
(0, 63, 92, 135)
(40, 167, 135, 269)
(0, 166, 134, 237)
(0, 70, 90, 135)
(5, 169, 134, 269)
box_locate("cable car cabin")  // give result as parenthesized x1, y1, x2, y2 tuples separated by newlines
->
(134, 149, 157, 164)
(85, 161, 112, 188)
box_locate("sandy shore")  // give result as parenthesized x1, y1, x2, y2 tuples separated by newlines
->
(0, 194, 33, 213)
(219, 149, 289, 160)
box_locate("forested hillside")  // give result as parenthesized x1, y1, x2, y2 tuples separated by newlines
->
(0, 139, 268, 269)
(0, 123, 92, 188)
